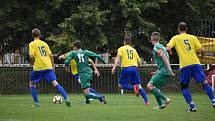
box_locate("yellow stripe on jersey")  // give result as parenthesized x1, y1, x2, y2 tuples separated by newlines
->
(118, 45, 140, 67)
(29, 39, 53, 71)
(167, 33, 202, 68)
(70, 59, 78, 75)
(70, 58, 93, 75)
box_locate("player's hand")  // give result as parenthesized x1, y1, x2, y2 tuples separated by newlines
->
(94, 70, 100, 77)
(58, 55, 65, 60)
(111, 67, 116, 75)
(151, 71, 157, 75)
(170, 71, 175, 76)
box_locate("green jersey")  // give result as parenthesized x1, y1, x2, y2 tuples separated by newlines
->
(65, 50, 106, 74)
(152, 43, 171, 75)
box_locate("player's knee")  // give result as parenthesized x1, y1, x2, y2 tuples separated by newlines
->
(137, 84, 142, 90)
(29, 81, 36, 87)
(180, 83, 188, 90)
(147, 83, 153, 90)
(51, 80, 58, 86)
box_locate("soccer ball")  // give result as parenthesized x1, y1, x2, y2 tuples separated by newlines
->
(53, 95, 63, 104)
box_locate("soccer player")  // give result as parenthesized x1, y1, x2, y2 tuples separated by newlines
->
(68, 58, 103, 103)
(29, 28, 71, 107)
(166, 22, 215, 112)
(147, 32, 173, 109)
(112, 37, 149, 105)
(60, 41, 107, 104)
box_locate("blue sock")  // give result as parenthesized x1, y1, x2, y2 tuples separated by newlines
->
(203, 83, 215, 101)
(55, 84, 68, 100)
(90, 88, 97, 94)
(122, 85, 134, 90)
(30, 86, 39, 103)
(139, 88, 149, 103)
(182, 89, 195, 108)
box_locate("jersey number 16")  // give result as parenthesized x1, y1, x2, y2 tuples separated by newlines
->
(38, 46, 47, 56)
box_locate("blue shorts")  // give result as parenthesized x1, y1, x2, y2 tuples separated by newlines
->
(31, 69, 57, 83)
(73, 74, 80, 81)
(179, 64, 206, 84)
(119, 66, 141, 86)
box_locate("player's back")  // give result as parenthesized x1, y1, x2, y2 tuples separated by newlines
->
(168, 33, 201, 68)
(72, 50, 92, 74)
(29, 39, 53, 71)
(118, 45, 140, 67)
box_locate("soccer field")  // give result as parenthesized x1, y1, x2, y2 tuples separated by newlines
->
(0, 93, 214, 121)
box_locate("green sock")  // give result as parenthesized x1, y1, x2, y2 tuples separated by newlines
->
(151, 87, 167, 100)
(155, 95, 163, 106)
(85, 93, 100, 100)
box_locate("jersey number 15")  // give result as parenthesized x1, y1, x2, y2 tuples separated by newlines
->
(126, 49, 133, 59)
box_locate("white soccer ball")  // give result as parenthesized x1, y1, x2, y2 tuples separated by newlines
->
(53, 95, 63, 104)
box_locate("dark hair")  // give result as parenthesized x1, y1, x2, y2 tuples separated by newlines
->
(32, 28, 41, 38)
(124, 36, 131, 45)
(178, 22, 188, 32)
(151, 32, 160, 41)
(73, 40, 82, 49)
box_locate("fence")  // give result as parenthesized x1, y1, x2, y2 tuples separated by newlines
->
(0, 64, 208, 95)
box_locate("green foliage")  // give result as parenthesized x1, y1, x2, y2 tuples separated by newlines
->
(0, 0, 214, 62)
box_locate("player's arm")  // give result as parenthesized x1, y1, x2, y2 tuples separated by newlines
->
(194, 37, 205, 60)
(136, 51, 141, 67)
(158, 50, 175, 76)
(29, 56, 35, 65)
(29, 44, 35, 65)
(199, 48, 205, 60)
(112, 49, 121, 74)
(166, 36, 176, 55)
(58, 51, 73, 60)
(64, 52, 74, 66)
(85, 51, 106, 64)
(89, 59, 100, 77)
(46, 44, 55, 70)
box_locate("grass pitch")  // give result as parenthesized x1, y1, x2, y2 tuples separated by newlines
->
(0, 93, 214, 121)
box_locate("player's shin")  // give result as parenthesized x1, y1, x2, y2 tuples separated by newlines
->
(30, 86, 39, 103)
(202, 82, 215, 101)
(85, 92, 100, 99)
(55, 84, 68, 100)
(89, 88, 98, 94)
(151, 87, 167, 100)
(155, 95, 163, 107)
(181, 88, 195, 109)
(138, 85, 149, 103)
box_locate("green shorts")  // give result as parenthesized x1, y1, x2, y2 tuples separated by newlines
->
(80, 73, 93, 89)
(149, 71, 171, 89)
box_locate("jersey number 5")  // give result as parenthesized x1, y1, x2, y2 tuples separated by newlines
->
(38, 46, 47, 56)
(78, 53, 85, 62)
(184, 39, 191, 51)
(126, 49, 133, 59)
